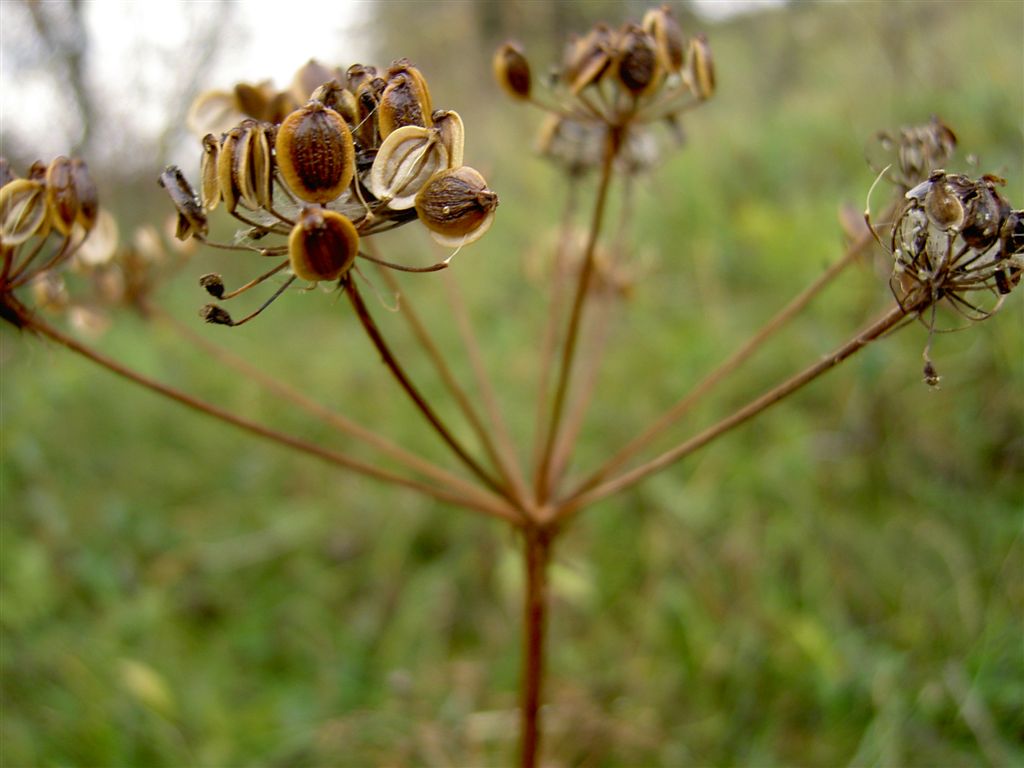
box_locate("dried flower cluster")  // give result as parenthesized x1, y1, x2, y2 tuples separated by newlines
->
(493, 5, 714, 174)
(162, 59, 498, 327)
(0, 156, 100, 327)
(869, 114, 959, 191)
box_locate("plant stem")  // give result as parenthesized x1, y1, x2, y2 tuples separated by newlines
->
(520, 525, 552, 768)
(568, 218, 887, 498)
(343, 277, 507, 498)
(556, 299, 921, 519)
(536, 128, 619, 501)
(26, 312, 520, 524)
(373, 262, 524, 505)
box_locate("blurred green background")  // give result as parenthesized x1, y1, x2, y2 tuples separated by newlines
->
(2, 1, 1022, 765)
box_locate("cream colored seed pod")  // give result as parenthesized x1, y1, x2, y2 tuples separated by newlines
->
(288, 205, 359, 283)
(200, 134, 220, 211)
(0, 178, 50, 246)
(276, 102, 355, 205)
(642, 5, 685, 73)
(369, 125, 449, 210)
(414, 166, 498, 248)
(217, 125, 244, 213)
(685, 34, 715, 101)
(432, 110, 465, 169)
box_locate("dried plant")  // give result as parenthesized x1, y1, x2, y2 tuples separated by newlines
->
(2, 5, 1021, 766)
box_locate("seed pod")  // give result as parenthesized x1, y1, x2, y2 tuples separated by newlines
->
(685, 34, 715, 100)
(217, 125, 244, 212)
(70, 158, 99, 231)
(231, 120, 274, 210)
(45, 156, 78, 236)
(234, 81, 272, 121)
(432, 110, 465, 169)
(200, 304, 234, 325)
(266, 91, 299, 125)
(288, 205, 359, 282)
(386, 59, 433, 117)
(311, 80, 357, 123)
(187, 89, 241, 137)
(199, 272, 226, 299)
(493, 42, 531, 100)
(414, 166, 498, 248)
(346, 63, 378, 94)
(0, 178, 49, 246)
(200, 134, 220, 211)
(275, 102, 355, 204)
(961, 178, 1010, 250)
(292, 58, 341, 103)
(157, 165, 208, 240)
(566, 23, 614, 94)
(355, 76, 387, 150)
(643, 5, 685, 73)
(613, 24, 661, 97)
(75, 207, 119, 266)
(923, 179, 964, 231)
(369, 125, 449, 210)
(379, 73, 432, 139)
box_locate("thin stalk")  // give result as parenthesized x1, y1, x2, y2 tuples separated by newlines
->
(530, 178, 581, 480)
(373, 262, 521, 504)
(25, 312, 521, 524)
(519, 525, 552, 768)
(440, 269, 532, 510)
(555, 299, 922, 520)
(150, 305, 500, 507)
(568, 217, 888, 498)
(343, 277, 507, 497)
(536, 128, 619, 501)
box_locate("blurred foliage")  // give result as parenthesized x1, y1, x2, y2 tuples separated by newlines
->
(2, 1, 1022, 766)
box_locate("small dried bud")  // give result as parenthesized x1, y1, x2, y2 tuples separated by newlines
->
(1, 178, 50, 246)
(200, 304, 234, 325)
(493, 42, 532, 100)
(157, 165, 208, 240)
(288, 206, 359, 282)
(923, 359, 941, 388)
(685, 34, 715, 101)
(276, 102, 355, 204)
(199, 272, 226, 299)
(415, 166, 498, 248)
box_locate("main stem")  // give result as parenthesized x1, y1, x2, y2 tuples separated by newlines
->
(520, 525, 552, 768)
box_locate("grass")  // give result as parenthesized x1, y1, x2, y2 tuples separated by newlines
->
(2, 2, 1022, 765)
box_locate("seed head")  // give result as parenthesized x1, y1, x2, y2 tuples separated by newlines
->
(275, 102, 355, 204)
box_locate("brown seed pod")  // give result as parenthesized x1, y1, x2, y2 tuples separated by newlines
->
(275, 102, 355, 204)
(922, 177, 965, 231)
(234, 81, 272, 121)
(346, 63, 378, 94)
(378, 73, 432, 139)
(642, 5, 685, 73)
(961, 177, 1010, 250)
(311, 80, 357, 123)
(386, 59, 433, 117)
(0, 178, 50, 246)
(157, 165, 208, 240)
(291, 58, 342, 103)
(45, 156, 78, 236)
(566, 23, 614, 94)
(613, 24, 661, 97)
(70, 158, 98, 231)
(288, 205, 359, 282)
(685, 34, 715, 101)
(414, 166, 498, 247)
(355, 77, 387, 151)
(369, 125, 449, 210)
(493, 42, 532, 100)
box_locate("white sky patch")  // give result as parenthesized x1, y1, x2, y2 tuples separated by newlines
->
(692, 0, 788, 21)
(1, 0, 373, 167)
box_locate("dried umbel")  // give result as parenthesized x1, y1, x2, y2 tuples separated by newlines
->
(496, 4, 715, 175)
(869, 115, 958, 191)
(167, 57, 498, 327)
(1, 156, 102, 326)
(882, 170, 1022, 383)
